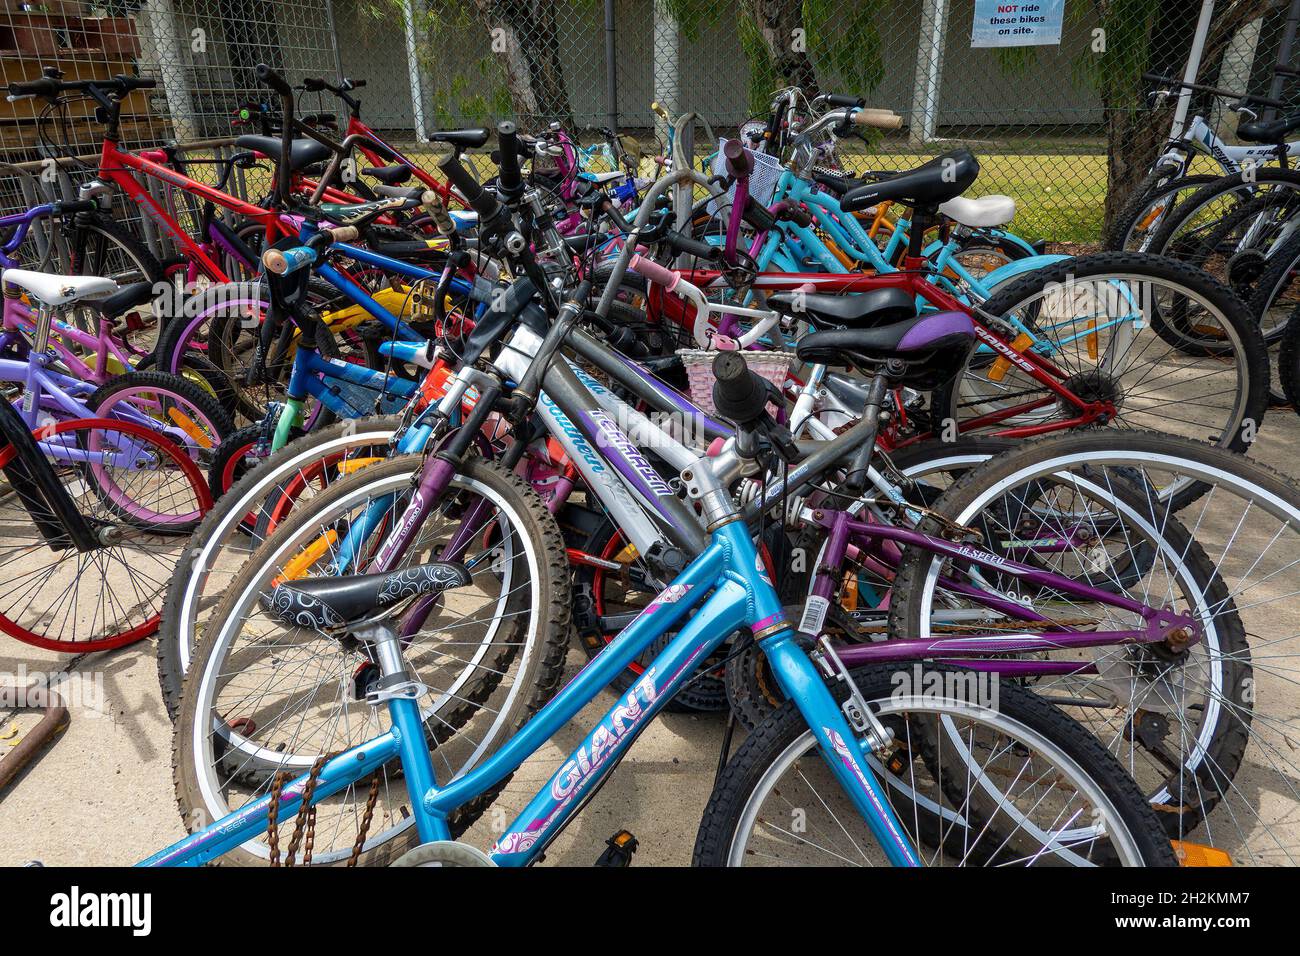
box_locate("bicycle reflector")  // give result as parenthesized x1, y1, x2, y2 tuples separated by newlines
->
(1171, 840, 1233, 867)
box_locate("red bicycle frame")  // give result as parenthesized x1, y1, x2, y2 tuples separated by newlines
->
(102, 139, 288, 283)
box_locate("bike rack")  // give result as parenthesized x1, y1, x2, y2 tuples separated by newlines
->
(0, 684, 68, 795)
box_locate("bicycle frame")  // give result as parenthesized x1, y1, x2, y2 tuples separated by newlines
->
(140, 514, 920, 867)
(1, 296, 144, 384)
(1157, 113, 1300, 177)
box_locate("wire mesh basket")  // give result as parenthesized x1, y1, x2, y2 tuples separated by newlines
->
(707, 138, 783, 216)
(677, 348, 796, 416)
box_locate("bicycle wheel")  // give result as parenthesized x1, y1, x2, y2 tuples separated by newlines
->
(695, 663, 1176, 866)
(934, 252, 1268, 506)
(1271, 307, 1300, 409)
(1146, 168, 1300, 263)
(0, 417, 209, 651)
(157, 417, 401, 719)
(87, 369, 233, 473)
(172, 455, 569, 865)
(889, 430, 1300, 865)
(1103, 172, 1221, 253)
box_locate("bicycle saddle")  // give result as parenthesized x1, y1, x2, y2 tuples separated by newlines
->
(938, 194, 1016, 228)
(767, 287, 916, 328)
(263, 563, 472, 631)
(841, 149, 980, 212)
(98, 280, 155, 318)
(365, 164, 412, 186)
(429, 128, 491, 150)
(1, 269, 116, 307)
(233, 134, 332, 171)
(1237, 114, 1300, 144)
(795, 310, 975, 388)
(317, 194, 412, 227)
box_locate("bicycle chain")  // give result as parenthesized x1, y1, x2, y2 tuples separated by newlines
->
(269, 752, 332, 867)
(348, 771, 382, 867)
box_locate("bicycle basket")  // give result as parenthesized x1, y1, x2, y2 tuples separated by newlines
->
(708, 138, 783, 215)
(677, 348, 795, 416)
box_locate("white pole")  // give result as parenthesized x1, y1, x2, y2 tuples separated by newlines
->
(403, 0, 429, 142)
(138, 0, 198, 143)
(1170, 0, 1217, 140)
(910, 0, 949, 146)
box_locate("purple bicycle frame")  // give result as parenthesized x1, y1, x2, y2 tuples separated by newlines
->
(806, 509, 1201, 676)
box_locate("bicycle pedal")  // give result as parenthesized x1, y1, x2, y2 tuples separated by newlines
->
(594, 830, 638, 866)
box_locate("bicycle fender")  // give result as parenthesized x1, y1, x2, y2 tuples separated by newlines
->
(980, 254, 1070, 295)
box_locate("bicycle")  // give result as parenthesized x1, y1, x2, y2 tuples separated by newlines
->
(1106, 67, 1299, 252)
(153, 343, 1175, 865)
(0, 386, 210, 651)
(0, 269, 231, 463)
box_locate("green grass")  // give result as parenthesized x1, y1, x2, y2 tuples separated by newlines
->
(832, 150, 1108, 244)
(287, 141, 1109, 245)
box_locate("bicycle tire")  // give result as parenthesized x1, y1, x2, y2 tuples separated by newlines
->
(0, 416, 210, 652)
(157, 417, 403, 719)
(171, 454, 570, 865)
(694, 663, 1177, 866)
(932, 251, 1268, 508)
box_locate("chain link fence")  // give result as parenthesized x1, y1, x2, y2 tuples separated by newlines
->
(0, 0, 1296, 257)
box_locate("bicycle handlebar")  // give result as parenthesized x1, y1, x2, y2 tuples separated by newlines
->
(711, 352, 771, 426)
(438, 152, 502, 221)
(1142, 72, 1285, 109)
(261, 226, 359, 276)
(723, 138, 753, 179)
(852, 108, 902, 130)
(7, 73, 156, 101)
(496, 120, 524, 199)
(256, 64, 293, 97)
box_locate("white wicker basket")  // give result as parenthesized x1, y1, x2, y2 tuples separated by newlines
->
(677, 348, 796, 415)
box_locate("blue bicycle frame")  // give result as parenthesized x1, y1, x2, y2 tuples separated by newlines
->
(266, 222, 484, 443)
(140, 517, 920, 867)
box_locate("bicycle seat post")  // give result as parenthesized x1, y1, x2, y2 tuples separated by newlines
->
(32, 300, 54, 355)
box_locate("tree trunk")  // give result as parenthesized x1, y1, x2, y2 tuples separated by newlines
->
(473, 0, 573, 124)
(740, 0, 820, 96)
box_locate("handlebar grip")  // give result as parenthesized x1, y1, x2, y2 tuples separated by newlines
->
(114, 74, 157, 92)
(723, 138, 753, 179)
(438, 152, 501, 221)
(256, 64, 292, 96)
(325, 225, 359, 243)
(421, 189, 457, 237)
(496, 120, 524, 198)
(8, 78, 58, 98)
(262, 245, 315, 276)
(826, 94, 866, 108)
(665, 230, 722, 262)
(852, 109, 902, 130)
(711, 352, 771, 426)
(629, 254, 680, 290)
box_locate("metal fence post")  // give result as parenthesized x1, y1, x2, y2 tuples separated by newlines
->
(605, 0, 619, 135)
(1266, 0, 1300, 120)
(653, 0, 679, 147)
(403, 0, 430, 142)
(138, 0, 199, 143)
(909, 0, 949, 146)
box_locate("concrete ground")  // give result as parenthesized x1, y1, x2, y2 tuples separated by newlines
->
(3, 341, 1300, 866)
